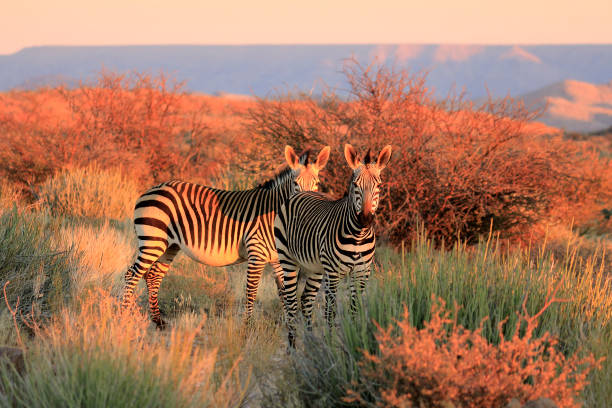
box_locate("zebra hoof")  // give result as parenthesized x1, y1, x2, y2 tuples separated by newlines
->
(153, 317, 167, 330)
(241, 316, 256, 330)
(287, 335, 296, 351)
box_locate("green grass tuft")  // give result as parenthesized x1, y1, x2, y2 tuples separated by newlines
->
(0, 208, 79, 320)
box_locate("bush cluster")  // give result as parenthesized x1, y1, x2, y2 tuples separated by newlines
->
(247, 60, 611, 245)
(0, 71, 236, 190)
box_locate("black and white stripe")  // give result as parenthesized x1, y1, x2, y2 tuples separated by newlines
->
(122, 145, 330, 327)
(274, 144, 392, 347)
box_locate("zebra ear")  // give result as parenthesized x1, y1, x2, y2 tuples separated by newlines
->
(377, 145, 392, 170)
(344, 144, 360, 169)
(314, 146, 331, 170)
(285, 145, 300, 170)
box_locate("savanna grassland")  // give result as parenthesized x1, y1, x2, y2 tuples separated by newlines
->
(0, 62, 611, 407)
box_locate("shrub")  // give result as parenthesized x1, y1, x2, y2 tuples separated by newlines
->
(0, 291, 249, 407)
(0, 71, 226, 189)
(247, 59, 611, 246)
(38, 164, 140, 220)
(346, 297, 600, 408)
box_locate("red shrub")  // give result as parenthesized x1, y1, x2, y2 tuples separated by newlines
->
(247, 59, 611, 245)
(0, 71, 234, 192)
(346, 296, 601, 408)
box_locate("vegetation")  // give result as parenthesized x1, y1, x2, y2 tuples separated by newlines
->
(248, 60, 611, 246)
(38, 164, 139, 220)
(0, 66, 610, 407)
(347, 299, 599, 408)
(269, 234, 610, 407)
(1, 291, 248, 408)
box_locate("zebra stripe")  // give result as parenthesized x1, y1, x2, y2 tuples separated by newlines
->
(275, 144, 392, 347)
(122, 145, 330, 328)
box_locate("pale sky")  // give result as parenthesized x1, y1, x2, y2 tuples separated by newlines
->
(1, 0, 611, 55)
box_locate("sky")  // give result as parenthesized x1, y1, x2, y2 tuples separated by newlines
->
(1, 0, 611, 55)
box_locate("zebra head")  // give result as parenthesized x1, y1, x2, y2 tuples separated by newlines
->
(344, 144, 392, 226)
(285, 145, 331, 193)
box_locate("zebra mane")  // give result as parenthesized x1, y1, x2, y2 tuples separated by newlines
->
(257, 149, 312, 190)
(363, 148, 374, 164)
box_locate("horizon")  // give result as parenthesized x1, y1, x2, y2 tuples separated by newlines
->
(5, 42, 611, 57)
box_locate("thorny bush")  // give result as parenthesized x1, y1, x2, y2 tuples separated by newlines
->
(247, 59, 611, 246)
(0, 71, 226, 192)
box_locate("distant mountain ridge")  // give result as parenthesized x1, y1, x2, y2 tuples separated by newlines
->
(1, 44, 610, 100)
(521, 79, 612, 133)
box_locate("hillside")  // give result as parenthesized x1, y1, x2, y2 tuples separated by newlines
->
(1, 44, 611, 100)
(0, 65, 610, 407)
(521, 79, 612, 133)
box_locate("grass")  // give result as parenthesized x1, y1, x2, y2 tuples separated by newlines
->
(0, 291, 248, 408)
(0, 208, 78, 321)
(38, 164, 139, 221)
(50, 219, 136, 297)
(0, 179, 21, 214)
(277, 231, 611, 407)
(0, 170, 610, 407)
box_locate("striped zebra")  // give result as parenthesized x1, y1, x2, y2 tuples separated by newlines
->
(275, 144, 392, 347)
(122, 145, 331, 328)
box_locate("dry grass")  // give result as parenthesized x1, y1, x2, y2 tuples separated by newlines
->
(0, 208, 77, 320)
(0, 290, 249, 407)
(0, 178, 22, 214)
(38, 164, 140, 220)
(50, 220, 136, 296)
(281, 230, 612, 407)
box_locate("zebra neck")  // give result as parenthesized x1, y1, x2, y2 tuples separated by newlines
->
(345, 198, 373, 236)
(256, 166, 296, 208)
(258, 177, 294, 213)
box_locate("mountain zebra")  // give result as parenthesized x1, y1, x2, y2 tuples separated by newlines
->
(275, 144, 392, 347)
(122, 145, 331, 328)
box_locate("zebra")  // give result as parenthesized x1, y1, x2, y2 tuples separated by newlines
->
(122, 145, 331, 328)
(275, 143, 392, 347)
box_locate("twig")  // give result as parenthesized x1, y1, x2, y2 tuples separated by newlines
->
(3, 281, 24, 349)
(521, 277, 570, 328)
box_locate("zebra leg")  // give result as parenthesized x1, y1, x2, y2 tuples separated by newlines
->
(145, 262, 170, 329)
(122, 244, 167, 309)
(324, 270, 340, 328)
(144, 244, 180, 329)
(350, 265, 371, 315)
(270, 260, 286, 305)
(281, 258, 300, 349)
(300, 273, 323, 331)
(244, 256, 267, 322)
(122, 264, 146, 309)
